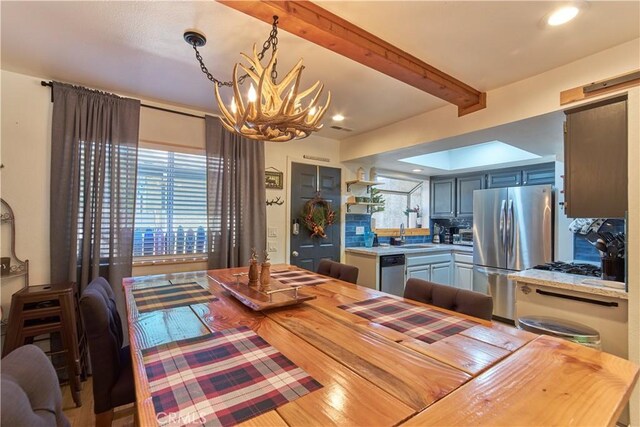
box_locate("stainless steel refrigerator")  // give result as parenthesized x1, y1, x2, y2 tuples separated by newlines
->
(472, 184, 553, 321)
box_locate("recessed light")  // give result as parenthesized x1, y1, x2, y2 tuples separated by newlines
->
(332, 114, 345, 122)
(412, 168, 423, 172)
(547, 6, 579, 26)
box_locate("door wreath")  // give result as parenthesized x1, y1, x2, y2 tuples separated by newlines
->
(301, 196, 336, 238)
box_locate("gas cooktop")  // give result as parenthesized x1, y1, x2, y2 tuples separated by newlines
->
(532, 262, 601, 277)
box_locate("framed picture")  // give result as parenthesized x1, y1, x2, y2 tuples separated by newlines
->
(265, 170, 283, 189)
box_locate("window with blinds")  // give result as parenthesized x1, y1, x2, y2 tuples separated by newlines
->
(76, 141, 138, 261)
(133, 148, 208, 258)
(77, 142, 114, 260)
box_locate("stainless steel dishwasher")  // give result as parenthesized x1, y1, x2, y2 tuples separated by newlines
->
(380, 254, 406, 297)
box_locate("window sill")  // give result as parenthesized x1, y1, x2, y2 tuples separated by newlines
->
(132, 256, 207, 267)
(373, 228, 430, 237)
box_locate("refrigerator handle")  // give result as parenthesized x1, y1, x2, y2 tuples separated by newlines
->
(508, 199, 514, 255)
(499, 200, 507, 249)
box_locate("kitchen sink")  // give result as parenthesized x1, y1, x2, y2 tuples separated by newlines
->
(399, 244, 434, 249)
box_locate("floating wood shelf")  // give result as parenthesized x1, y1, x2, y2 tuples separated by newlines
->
(346, 202, 384, 213)
(345, 180, 384, 192)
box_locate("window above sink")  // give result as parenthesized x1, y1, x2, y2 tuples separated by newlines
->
(371, 173, 430, 237)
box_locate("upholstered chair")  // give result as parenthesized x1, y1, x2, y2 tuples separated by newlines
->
(317, 259, 359, 284)
(80, 277, 135, 426)
(1, 344, 70, 427)
(403, 278, 494, 320)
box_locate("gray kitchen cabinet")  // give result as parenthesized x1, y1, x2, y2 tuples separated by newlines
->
(456, 174, 484, 217)
(430, 163, 554, 219)
(487, 169, 521, 188)
(564, 95, 627, 218)
(522, 164, 555, 186)
(430, 178, 456, 218)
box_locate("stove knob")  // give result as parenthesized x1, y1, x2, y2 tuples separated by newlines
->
(521, 285, 531, 295)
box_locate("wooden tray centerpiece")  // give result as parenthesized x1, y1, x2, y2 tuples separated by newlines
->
(220, 251, 316, 311)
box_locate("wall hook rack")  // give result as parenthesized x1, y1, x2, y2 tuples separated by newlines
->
(266, 196, 284, 206)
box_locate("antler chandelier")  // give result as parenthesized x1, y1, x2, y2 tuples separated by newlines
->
(184, 16, 330, 142)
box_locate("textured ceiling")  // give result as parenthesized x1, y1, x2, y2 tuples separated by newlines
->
(2, 1, 639, 142)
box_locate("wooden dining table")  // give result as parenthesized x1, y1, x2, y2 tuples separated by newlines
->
(123, 265, 639, 426)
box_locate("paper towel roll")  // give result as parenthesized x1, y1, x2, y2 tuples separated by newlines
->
(408, 212, 417, 228)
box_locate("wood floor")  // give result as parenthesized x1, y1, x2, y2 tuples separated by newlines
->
(61, 378, 135, 427)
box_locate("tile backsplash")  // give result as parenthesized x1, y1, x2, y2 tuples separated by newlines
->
(345, 214, 371, 247)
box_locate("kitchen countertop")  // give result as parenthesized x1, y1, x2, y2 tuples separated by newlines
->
(508, 269, 628, 300)
(345, 244, 473, 256)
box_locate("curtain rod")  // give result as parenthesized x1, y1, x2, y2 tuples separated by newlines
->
(40, 81, 205, 120)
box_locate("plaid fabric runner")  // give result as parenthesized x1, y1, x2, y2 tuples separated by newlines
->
(142, 326, 322, 426)
(132, 282, 218, 313)
(270, 269, 331, 286)
(339, 296, 479, 344)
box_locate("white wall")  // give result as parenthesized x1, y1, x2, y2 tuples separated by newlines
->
(1, 71, 52, 311)
(554, 161, 573, 262)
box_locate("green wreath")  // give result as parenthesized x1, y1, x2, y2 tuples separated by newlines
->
(301, 197, 336, 238)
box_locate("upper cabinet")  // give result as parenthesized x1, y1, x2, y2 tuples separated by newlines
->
(487, 169, 521, 188)
(430, 163, 554, 219)
(430, 174, 484, 219)
(522, 164, 555, 186)
(456, 175, 485, 217)
(564, 95, 627, 218)
(430, 178, 456, 218)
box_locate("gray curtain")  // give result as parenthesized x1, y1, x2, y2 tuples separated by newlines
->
(50, 82, 140, 316)
(206, 116, 266, 268)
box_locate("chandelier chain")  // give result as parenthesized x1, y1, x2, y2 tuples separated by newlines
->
(192, 16, 280, 87)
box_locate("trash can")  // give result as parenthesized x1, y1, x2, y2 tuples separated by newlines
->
(516, 316, 601, 350)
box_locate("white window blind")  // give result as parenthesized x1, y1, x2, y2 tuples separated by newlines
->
(133, 148, 207, 257)
(77, 142, 114, 260)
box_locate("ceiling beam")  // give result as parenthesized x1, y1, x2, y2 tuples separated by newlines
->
(217, 0, 486, 116)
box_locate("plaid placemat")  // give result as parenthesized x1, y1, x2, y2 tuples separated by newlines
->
(270, 269, 331, 286)
(132, 282, 218, 313)
(339, 296, 479, 344)
(142, 326, 322, 426)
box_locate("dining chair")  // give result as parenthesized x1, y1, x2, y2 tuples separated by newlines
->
(79, 277, 135, 427)
(404, 278, 494, 320)
(317, 259, 359, 284)
(1, 344, 70, 427)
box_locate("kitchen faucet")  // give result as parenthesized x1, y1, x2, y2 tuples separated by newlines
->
(399, 223, 405, 243)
